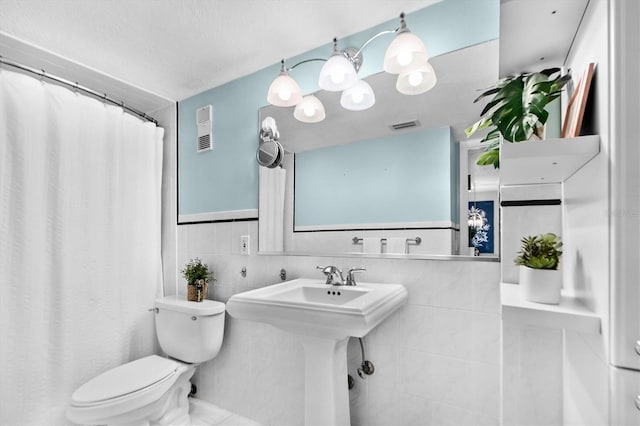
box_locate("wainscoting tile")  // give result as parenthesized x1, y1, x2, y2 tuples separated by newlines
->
(472, 261, 501, 313)
(470, 312, 500, 365)
(175, 225, 501, 426)
(431, 402, 474, 426)
(471, 362, 500, 418)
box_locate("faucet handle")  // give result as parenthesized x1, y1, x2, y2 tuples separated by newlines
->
(316, 265, 345, 285)
(317, 265, 335, 285)
(346, 267, 366, 286)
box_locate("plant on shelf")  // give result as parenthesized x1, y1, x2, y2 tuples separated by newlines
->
(514, 233, 563, 304)
(465, 67, 571, 169)
(181, 258, 213, 302)
(514, 233, 563, 270)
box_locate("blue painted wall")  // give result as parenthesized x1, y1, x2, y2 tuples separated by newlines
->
(295, 127, 458, 227)
(178, 0, 499, 217)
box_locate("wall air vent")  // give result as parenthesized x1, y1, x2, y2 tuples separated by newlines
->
(196, 105, 213, 152)
(390, 120, 421, 131)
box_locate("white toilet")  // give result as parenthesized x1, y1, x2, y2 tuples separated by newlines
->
(67, 295, 225, 425)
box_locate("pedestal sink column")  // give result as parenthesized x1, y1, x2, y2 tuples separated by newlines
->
(297, 334, 351, 426)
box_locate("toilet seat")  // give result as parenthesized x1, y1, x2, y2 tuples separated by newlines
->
(67, 355, 191, 424)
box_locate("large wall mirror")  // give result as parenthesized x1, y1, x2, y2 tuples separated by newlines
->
(257, 0, 588, 258)
(259, 39, 500, 257)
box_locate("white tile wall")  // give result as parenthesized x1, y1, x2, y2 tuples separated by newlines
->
(501, 322, 563, 426)
(173, 220, 501, 426)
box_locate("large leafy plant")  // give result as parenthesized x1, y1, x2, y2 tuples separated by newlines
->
(514, 233, 563, 270)
(466, 68, 570, 168)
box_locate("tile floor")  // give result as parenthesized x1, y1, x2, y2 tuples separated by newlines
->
(189, 398, 262, 426)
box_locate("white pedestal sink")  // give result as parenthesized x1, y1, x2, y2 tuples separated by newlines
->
(226, 278, 408, 426)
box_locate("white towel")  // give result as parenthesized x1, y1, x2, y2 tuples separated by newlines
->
(363, 237, 382, 254)
(386, 237, 407, 254)
(259, 166, 286, 252)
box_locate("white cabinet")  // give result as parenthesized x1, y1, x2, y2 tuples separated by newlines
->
(610, 365, 640, 425)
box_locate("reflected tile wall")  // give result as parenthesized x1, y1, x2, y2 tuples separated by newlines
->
(175, 221, 501, 426)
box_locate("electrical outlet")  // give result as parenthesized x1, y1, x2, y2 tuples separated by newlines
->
(240, 235, 250, 255)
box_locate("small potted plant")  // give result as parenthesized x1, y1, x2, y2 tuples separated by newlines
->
(514, 233, 563, 304)
(181, 258, 213, 302)
(465, 67, 571, 168)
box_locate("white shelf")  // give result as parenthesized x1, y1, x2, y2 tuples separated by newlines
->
(500, 135, 600, 185)
(501, 282, 601, 334)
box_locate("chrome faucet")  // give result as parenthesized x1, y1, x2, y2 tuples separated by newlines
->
(346, 267, 366, 286)
(316, 265, 345, 286)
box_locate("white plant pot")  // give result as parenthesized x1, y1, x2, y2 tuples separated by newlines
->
(519, 266, 562, 304)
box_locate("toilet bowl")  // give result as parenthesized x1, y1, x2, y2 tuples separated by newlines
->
(67, 296, 225, 425)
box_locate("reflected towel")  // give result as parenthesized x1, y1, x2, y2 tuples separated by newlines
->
(259, 166, 286, 252)
(386, 237, 407, 254)
(363, 237, 381, 254)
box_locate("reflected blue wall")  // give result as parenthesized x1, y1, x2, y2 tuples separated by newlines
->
(295, 127, 458, 227)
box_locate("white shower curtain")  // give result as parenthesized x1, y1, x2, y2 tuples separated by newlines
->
(0, 69, 164, 425)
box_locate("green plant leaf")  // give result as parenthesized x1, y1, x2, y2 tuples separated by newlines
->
(466, 68, 570, 159)
(514, 233, 563, 270)
(465, 117, 492, 137)
(476, 148, 500, 169)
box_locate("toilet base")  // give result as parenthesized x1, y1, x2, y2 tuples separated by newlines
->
(71, 363, 197, 426)
(150, 366, 195, 426)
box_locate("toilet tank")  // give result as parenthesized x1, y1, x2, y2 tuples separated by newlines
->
(154, 296, 225, 363)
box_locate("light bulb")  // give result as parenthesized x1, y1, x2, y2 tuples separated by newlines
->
(397, 50, 413, 66)
(331, 71, 345, 85)
(303, 105, 315, 117)
(267, 65, 303, 107)
(294, 95, 326, 123)
(408, 71, 423, 87)
(351, 90, 364, 104)
(340, 79, 375, 111)
(279, 88, 291, 101)
(319, 52, 358, 91)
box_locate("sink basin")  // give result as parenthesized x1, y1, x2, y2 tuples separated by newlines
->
(226, 277, 407, 426)
(226, 278, 407, 339)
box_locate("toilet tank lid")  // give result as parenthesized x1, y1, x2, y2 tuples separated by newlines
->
(155, 295, 225, 315)
(71, 355, 179, 404)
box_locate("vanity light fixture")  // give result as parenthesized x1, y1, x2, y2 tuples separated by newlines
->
(318, 39, 360, 92)
(396, 61, 437, 95)
(383, 13, 429, 74)
(340, 79, 376, 111)
(267, 59, 303, 107)
(293, 95, 326, 123)
(266, 12, 435, 122)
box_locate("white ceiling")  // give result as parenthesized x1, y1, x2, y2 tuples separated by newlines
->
(0, 0, 438, 105)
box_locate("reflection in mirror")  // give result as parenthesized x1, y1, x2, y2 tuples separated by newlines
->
(259, 40, 500, 257)
(460, 142, 500, 257)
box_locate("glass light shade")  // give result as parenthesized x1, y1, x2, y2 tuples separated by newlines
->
(396, 61, 437, 95)
(318, 54, 358, 91)
(267, 73, 303, 107)
(383, 31, 429, 74)
(340, 79, 375, 111)
(293, 95, 326, 123)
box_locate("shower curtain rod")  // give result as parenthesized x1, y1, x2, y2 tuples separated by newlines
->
(0, 56, 159, 125)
